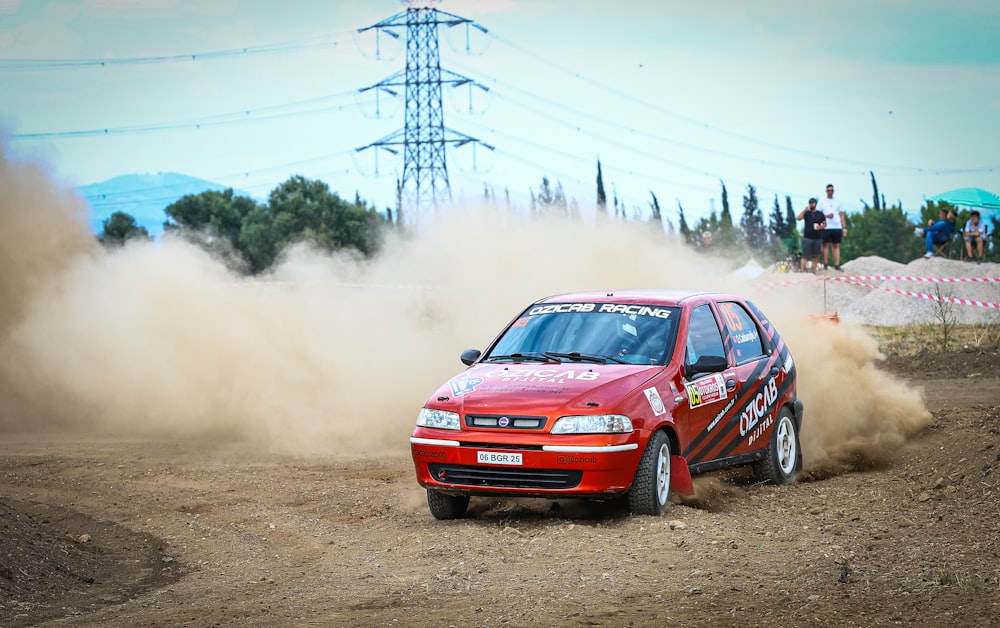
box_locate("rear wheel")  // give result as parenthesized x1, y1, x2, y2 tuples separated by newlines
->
(629, 430, 671, 515)
(426, 489, 469, 520)
(753, 407, 800, 484)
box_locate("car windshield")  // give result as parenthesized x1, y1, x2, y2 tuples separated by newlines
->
(487, 303, 680, 366)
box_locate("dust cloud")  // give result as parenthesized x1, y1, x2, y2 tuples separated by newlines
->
(745, 287, 932, 475)
(0, 144, 929, 472)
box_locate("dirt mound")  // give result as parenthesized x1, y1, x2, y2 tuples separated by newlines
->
(0, 498, 183, 626)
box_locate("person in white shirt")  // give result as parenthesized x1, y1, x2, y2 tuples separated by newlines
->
(962, 210, 989, 261)
(818, 183, 847, 270)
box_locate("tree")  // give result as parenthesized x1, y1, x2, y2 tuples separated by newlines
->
(740, 184, 767, 252)
(783, 195, 800, 257)
(839, 203, 922, 263)
(238, 206, 278, 274)
(869, 171, 881, 211)
(164, 176, 387, 274)
(715, 180, 740, 249)
(596, 159, 607, 213)
(533, 176, 568, 214)
(648, 190, 662, 224)
(165, 188, 262, 269)
(768, 194, 789, 242)
(164, 188, 256, 243)
(266, 175, 386, 259)
(784, 196, 797, 238)
(98, 211, 150, 247)
(677, 201, 692, 244)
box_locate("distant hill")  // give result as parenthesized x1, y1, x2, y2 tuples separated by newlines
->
(78, 173, 257, 237)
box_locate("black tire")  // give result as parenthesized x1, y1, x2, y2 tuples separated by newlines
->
(628, 430, 671, 515)
(426, 490, 470, 520)
(753, 407, 800, 484)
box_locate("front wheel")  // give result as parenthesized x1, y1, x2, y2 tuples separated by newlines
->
(426, 489, 469, 520)
(753, 407, 800, 484)
(629, 430, 671, 515)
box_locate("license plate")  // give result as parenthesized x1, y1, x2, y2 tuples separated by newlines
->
(477, 450, 523, 466)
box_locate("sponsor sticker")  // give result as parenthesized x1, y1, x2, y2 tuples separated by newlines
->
(556, 454, 597, 464)
(643, 386, 667, 416)
(484, 367, 600, 384)
(747, 415, 774, 447)
(525, 303, 672, 319)
(449, 374, 484, 397)
(738, 376, 779, 437)
(706, 397, 737, 432)
(412, 448, 448, 460)
(686, 373, 728, 408)
(732, 329, 760, 345)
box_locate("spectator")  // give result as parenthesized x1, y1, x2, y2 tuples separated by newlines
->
(962, 210, 988, 262)
(818, 183, 847, 271)
(914, 208, 956, 258)
(796, 197, 825, 273)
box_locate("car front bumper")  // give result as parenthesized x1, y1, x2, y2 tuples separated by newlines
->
(410, 430, 643, 497)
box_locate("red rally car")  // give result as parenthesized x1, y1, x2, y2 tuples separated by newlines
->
(410, 290, 803, 519)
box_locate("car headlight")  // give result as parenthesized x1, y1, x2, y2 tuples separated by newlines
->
(551, 415, 634, 434)
(417, 408, 461, 430)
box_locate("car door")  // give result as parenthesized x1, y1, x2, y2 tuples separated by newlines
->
(676, 303, 740, 465)
(715, 300, 783, 458)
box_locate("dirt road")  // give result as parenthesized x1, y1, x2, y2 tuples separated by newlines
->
(2, 346, 998, 627)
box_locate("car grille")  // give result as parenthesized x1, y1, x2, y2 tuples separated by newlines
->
(465, 414, 547, 430)
(428, 464, 582, 490)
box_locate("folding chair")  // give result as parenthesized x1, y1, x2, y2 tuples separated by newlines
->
(932, 231, 962, 259)
(932, 238, 953, 259)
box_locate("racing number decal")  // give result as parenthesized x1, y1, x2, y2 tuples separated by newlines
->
(687, 384, 702, 406)
(720, 303, 743, 331)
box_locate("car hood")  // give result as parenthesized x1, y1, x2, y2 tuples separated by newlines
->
(432, 362, 662, 416)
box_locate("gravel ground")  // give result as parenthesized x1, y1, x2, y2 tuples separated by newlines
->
(1, 346, 998, 627)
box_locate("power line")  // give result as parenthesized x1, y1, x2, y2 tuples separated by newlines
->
(0, 31, 358, 71)
(10, 90, 365, 139)
(489, 32, 1000, 176)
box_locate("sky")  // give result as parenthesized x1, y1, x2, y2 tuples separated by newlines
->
(2, 0, 999, 229)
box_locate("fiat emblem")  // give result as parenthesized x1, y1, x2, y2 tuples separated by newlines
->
(498, 416, 510, 427)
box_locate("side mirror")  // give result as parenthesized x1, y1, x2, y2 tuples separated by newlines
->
(688, 355, 728, 377)
(460, 348, 482, 366)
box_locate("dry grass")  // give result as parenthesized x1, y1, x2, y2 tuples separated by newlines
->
(866, 323, 1000, 357)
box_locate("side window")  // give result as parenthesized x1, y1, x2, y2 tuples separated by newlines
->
(718, 302, 765, 363)
(685, 304, 726, 367)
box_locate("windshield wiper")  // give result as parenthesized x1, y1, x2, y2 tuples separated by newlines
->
(544, 351, 628, 365)
(484, 352, 555, 363)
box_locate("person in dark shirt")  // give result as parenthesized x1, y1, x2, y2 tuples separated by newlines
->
(796, 198, 826, 273)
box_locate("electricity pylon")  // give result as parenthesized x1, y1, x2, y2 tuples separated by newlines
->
(356, 1, 492, 228)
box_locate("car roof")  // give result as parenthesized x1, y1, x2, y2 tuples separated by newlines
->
(536, 290, 742, 307)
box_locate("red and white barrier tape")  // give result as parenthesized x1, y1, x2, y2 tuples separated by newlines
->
(838, 278, 1000, 309)
(831, 275, 1000, 284)
(754, 275, 1000, 309)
